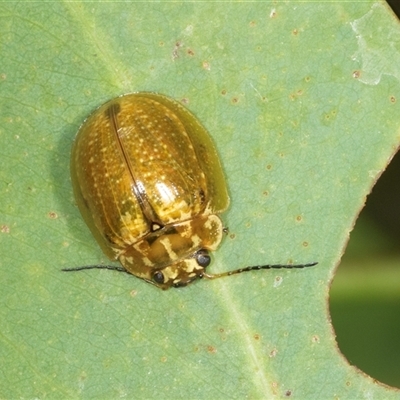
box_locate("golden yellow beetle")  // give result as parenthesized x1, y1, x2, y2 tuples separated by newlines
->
(64, 93, 316, 289)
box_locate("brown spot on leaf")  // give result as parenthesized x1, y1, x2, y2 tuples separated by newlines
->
(1, 225, 10, 233)
(311, 335, 320, 343)
(172, 41, 183, 60)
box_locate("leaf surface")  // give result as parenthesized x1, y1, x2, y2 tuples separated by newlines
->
(1, 1, 400, 398)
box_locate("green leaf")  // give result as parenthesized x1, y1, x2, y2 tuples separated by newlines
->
(1, 1, 399, 398)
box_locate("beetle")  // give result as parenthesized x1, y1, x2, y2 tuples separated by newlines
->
(64, 93, 316, 289)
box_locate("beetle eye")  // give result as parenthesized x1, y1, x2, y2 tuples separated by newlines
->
(195, 250, 211, 268)
(153, 271, 165, 284)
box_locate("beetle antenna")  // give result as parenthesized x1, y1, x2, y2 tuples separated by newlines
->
(202, 261, 318, 280)
(62, 265, 130, 274)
